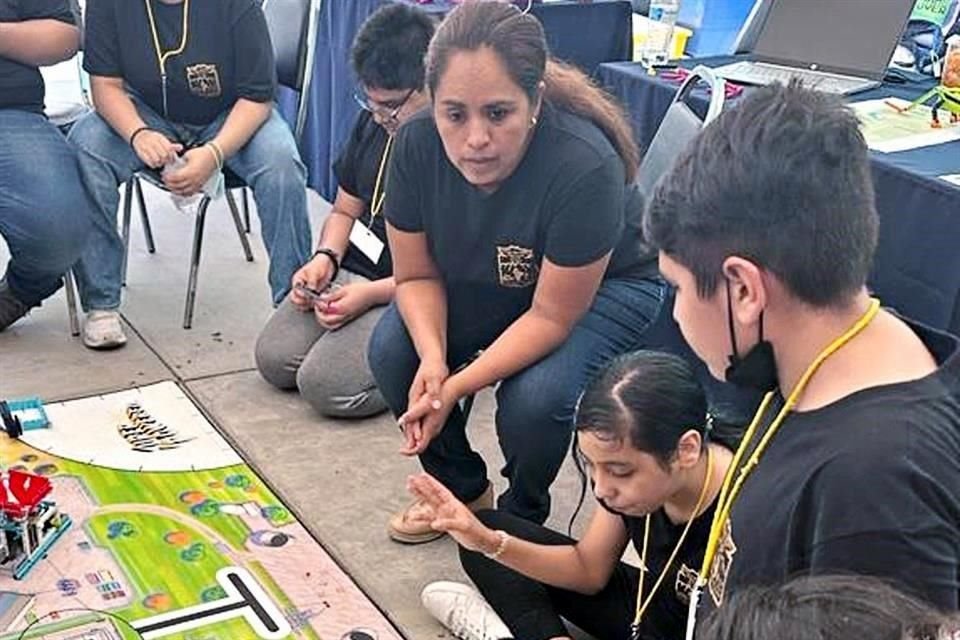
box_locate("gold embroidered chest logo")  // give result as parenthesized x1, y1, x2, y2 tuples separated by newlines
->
(186, 64, 222, 98)
(708, 518, 737, 607)
(675, 564, 699, 605)
(496, 245, 538, 288)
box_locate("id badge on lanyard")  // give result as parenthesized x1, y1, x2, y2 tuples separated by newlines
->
(349, 223, 385, 264)
(350, 135, 392, 265)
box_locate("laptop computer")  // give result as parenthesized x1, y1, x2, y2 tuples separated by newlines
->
(713, 0, 915, 96)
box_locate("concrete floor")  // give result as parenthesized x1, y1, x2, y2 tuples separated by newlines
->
(0, 184, 598, 640)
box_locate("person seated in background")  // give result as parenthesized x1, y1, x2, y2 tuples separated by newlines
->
(699, 575, 959, 640)
(68, 0, 311, 349)
(255, 4, 434, 419)
(368, 1, 669, 544)
(0, 0, 92, 331)
(412, 351, 741, 640)
(644, 81, 960, 624)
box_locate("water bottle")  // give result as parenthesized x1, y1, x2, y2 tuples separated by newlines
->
(161, 155, 203, 213)
(642, 0, 681, 67)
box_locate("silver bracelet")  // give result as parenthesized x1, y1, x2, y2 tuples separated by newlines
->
(483, 530, 510, 560)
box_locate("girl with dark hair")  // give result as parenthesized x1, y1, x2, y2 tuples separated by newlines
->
(409, 351, 737, 640)
(698, 575, 958, 640)
(368, 0, 667, 544)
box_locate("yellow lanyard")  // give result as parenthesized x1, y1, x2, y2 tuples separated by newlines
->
(632, 448, 713, 638)
(684, 297, 881, 640)
(144, 0, 191, 117)
(369, 134, 394, 225)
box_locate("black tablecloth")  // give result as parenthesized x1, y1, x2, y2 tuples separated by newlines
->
(596, 57, 960, 335)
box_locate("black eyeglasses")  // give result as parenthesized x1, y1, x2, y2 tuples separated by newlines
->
(353, 88, 416, 122)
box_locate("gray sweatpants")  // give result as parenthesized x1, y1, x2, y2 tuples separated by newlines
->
(254, 270, 388, 418)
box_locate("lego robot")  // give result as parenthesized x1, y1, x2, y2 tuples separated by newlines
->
(0, 469, 71, 580)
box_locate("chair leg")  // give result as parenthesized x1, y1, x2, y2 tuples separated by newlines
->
(183, 198, 210, 330)
(121, 179, 134, 286)
(241, 188, 251, 233)
(64, 271, 80, 337)
(134, 178, 156, 254)
(225, 190, 255, 262)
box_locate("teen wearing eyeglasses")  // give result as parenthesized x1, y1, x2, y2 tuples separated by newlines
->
(255, 4, 433, 418)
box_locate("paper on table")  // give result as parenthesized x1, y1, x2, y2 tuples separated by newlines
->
(849, 97, 960, 153)
(942, 174, 960, 186)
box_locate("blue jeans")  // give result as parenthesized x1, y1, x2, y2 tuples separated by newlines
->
(368, 277, 666, 524)
(0, 109, 92, 307)
(67, 96, 311, 310)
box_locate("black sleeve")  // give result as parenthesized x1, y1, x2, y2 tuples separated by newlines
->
(333, 113, 370, 200)
(82, 0, 121, 77)
(543, 155, 626, 267)
(802, 452, 960, 609)
(231, 2, 276, 102)
(383, 120, 425, 233)
(18, 0, 75, 23)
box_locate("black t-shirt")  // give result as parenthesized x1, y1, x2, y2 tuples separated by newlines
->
(703, 318, 960, 613)
(623, 500, 718, 640)
(333, 110, 393, 281)
(83, 0, 275, 125)
(0, 0, 75, 113)
(385, 105, 658, 328)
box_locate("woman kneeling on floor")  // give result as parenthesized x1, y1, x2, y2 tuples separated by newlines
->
(369, 0, 667, 544)
(411, 350, 739, 640)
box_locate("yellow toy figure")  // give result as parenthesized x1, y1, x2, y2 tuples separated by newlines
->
(898, 35, 960, 127)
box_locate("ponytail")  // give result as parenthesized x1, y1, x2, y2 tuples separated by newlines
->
(543, 60, 639, 181)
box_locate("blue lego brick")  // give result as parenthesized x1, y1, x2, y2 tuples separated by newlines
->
(5, 398, 49, 431)
(13, 514, 72, 580)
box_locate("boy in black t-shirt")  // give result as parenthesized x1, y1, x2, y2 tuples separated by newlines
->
(645, 82, 960, 624)
(255, 4, 434, 419)
(68, 0, 311, 348)
(0, 0, 93, 331)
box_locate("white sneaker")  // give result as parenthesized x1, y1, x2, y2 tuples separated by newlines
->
(421, 581, 513, 640)
(82, 310, 127, 350)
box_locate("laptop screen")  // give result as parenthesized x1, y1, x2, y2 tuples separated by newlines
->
(752, 0, 915, 79)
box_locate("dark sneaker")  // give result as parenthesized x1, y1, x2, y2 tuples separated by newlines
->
(0, 279, 31, 332)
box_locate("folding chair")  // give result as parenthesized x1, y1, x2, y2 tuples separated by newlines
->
(635, 65, 727, 198)
(122, 0, 322, 329)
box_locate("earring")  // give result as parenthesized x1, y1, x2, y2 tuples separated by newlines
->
(530, 115, 538, 127)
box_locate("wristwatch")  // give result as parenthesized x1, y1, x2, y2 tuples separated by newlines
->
(312, 247, 340, 282)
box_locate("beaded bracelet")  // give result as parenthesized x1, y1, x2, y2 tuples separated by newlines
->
(204, 141, 224, 171)
(483, 530, 510, 560)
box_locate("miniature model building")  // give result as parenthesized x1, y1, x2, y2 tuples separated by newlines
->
(0, 469, 71, 580)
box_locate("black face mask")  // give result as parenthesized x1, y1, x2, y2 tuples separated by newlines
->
(723, 281, 779, 392)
